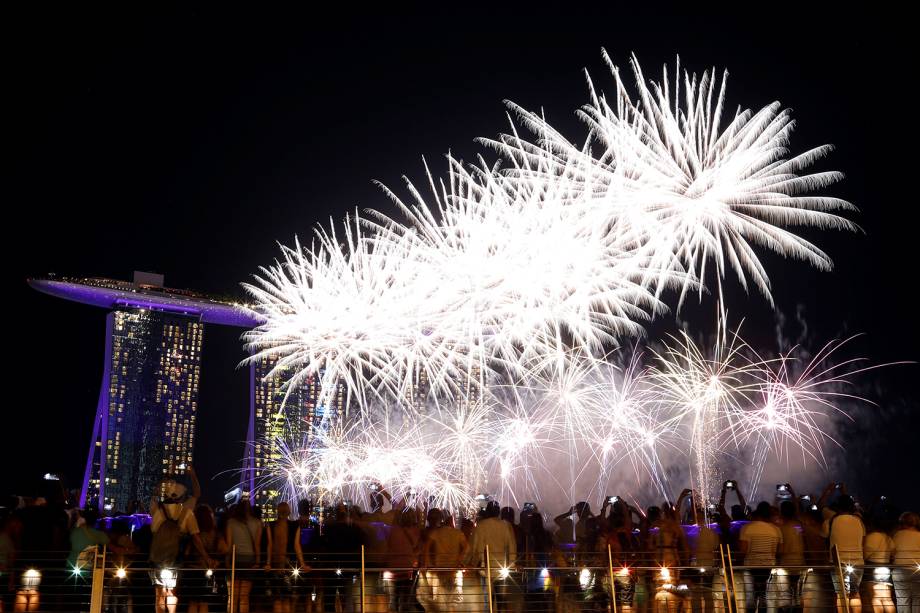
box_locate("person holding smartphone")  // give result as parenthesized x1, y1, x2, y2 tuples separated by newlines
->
(820, 494, 865, 613)
(422, 510, 468, 612)
(739, 502, 783, 613)
(720, 480, 750, 522)
(778, 489, 805, 613)
(892, 512, 920, 613)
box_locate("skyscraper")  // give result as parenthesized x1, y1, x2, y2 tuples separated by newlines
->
(244, 355, 348, 520)
(29, 273, 261, 513)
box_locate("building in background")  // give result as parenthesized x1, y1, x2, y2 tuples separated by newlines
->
(242, 361, 483, 520)
(29, 272, 261, 513)
(244, 355, 348, 520)
(30, 272, 484, 516)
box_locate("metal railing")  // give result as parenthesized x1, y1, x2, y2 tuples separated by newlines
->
(3, 546, 918, 613)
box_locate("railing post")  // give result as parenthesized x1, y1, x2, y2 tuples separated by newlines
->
(718, 544, 732, 613)
(229, 544, 236, 613)
(833, 545, 851, 613)
(725, 544, 741, 613)
(89, 545, 105, 613)
(360, 544, 366, 613)
(607, 544, 618, 613)
(485, 544, 493, 613)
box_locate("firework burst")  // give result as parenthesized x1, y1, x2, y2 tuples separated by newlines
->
(493, 50, 857, 306)
(241, 51, 880, 514)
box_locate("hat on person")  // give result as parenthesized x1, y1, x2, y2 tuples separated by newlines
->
(162, 476, 190, 503)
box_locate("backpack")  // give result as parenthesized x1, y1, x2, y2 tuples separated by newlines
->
(74, 527, 102, 569)
(76, 544, 98, 569)
(149, 505, 188, 567)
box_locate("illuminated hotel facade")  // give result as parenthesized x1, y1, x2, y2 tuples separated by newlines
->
(93, 309, 203, 511)
(244, 355, 348, 520)
(29, 272, 476, 516)
(29, 273, 261, 513)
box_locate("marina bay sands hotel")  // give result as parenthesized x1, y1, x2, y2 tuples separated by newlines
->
(28, 272, 347, 518)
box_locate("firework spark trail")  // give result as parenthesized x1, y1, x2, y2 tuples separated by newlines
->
(244, 52, 854, 414)
(735, 336, 911, 493)
(646, 324, 767, 504)
(492, 50, 858, 306)
(255, 325, 888, 516)
(241, 52, 876, 514)
(376, 155, 665, 376)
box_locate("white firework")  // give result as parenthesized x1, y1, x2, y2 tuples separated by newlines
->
(243, 51, 876, 513)
(264, 329, 888, 514)
(647, 324, 765, 502)
(494, 50, 857, 306)
(740, 336, 890, 470)
(376, 155, 664, 372)
(241, 215, 468, 412)
(590, 349, 676, 498)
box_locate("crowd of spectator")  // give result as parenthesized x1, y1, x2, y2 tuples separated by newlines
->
(1, 469, 918, 613)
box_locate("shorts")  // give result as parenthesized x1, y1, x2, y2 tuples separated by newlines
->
(150, 567, 182, 592)
(613, 571, 635, 604)
(230, 555, 261, 583)
(266, 571, 296, 596)
(830, 565, 863, 596)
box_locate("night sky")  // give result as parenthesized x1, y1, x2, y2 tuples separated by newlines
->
(7, 7, 919, 508)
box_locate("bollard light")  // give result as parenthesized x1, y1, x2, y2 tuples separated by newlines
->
(579, 568, 591, 589)
(22, 569, 41, 590)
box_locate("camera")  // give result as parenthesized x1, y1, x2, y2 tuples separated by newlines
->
(523, 502, 536, 512)
(369, 483, 379, 492)
(725, 480, 735, 489)
(608, 496, 620, 504)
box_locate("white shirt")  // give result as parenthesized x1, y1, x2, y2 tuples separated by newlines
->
(893, 529, 920, 565)
(779, 522, 805, 567)
(821, 513, 865, 565)
(739, 520, 783, 566)
(467, 517, 517, 577)
(864, 531, 894, 564)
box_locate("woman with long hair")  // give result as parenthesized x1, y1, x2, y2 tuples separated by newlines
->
(187, 505, 227, 613)
(225, 501, 263, 613)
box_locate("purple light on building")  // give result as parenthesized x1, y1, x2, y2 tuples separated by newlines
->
(29, 277, 264, 327)
(29, 273, 261, 512)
